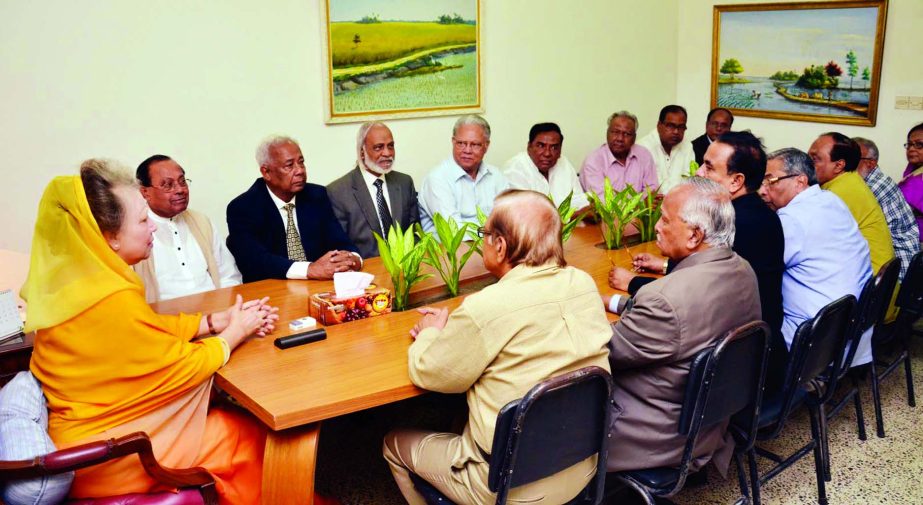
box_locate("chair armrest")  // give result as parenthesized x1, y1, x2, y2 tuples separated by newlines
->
(2, 432, 215, 494)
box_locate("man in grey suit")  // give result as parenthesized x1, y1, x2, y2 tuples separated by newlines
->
(327, 122, 420, 258)
(603, 177, 761, 476)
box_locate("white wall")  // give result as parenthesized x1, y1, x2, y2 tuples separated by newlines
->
(676, 0, 923, 179)
(0, 0, 679, 253)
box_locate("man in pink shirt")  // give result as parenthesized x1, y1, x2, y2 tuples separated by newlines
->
(580, 111, 659, 197)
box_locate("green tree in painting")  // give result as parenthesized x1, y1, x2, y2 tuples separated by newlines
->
(862, 66, 870, 82)
(720, 58, 744, 79)
(797, 65, 828, 89)
(846, 50, 858, 89)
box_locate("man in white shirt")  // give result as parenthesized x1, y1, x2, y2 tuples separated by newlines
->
(503, 122, 590, 212)
(134, 155, 241, 302)
(327, 122, 420, 258)
(637, 105, 696, 193)
(419, 115, 509, 232)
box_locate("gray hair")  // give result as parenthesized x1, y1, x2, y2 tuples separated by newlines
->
(356, 121, 388, 165)
(852, 137, 879, 160)
(674, 176, 736, 248)
(607, 110, 639, 132)
(256, 135, 299, 167)
(767, 148, 817, 185)
(452, 114, 491, 140)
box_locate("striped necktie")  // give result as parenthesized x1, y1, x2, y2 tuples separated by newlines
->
(374, 179, 394, 237)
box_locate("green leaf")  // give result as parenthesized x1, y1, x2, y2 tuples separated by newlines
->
(476, 205, 488, 226)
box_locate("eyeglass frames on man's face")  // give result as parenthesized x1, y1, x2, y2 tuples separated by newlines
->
(453, 139, 485, 151)
(154, 177, 191, 192)
(761, 174, 798, 186)
(904, 141, 923, 150)
(475, 226, 494, 239)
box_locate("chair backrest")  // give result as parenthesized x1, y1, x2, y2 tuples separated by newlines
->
(897, 252, 923, 315)
(487, 366, 612, 505)
(778, 296, 856, 419)
(842, 259, 900, 368)
(675, 321, 770, 482)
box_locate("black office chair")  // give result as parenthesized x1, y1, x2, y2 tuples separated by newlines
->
(409, 366, 613, 505)
(607, 321, 771, 505)
(747, 295, 856, 505)
(822, 258, 899, 474)
(869, 252, 922, 437)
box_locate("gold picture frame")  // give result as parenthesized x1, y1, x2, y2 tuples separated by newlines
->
(711, 0, 888, 126)
(320, 0, 483, 124)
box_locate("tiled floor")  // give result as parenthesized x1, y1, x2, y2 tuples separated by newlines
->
(316, 338, 923, 505)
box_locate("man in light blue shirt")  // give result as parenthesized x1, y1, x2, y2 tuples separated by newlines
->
(759, 147, 873, 366)
(419, 115, 509, 232)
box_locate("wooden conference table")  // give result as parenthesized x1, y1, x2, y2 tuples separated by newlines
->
(150, 225, 661, 504)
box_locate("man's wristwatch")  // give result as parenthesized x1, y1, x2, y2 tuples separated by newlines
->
(662, 258, 669, 274)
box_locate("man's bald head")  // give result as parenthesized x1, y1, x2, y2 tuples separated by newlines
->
(488, 190, 565, 268)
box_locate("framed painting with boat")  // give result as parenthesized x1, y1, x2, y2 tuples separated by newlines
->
(711, 0, 888, 126)
(321, 0, 482, 124)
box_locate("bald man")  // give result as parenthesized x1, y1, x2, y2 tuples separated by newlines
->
(384, 190, 611, 505)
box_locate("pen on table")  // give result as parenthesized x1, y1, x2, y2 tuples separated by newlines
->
(623, 243, 640, 272)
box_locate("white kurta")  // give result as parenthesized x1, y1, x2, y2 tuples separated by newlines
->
(502, 151, 590, 210)
(149, 211, 241, 301)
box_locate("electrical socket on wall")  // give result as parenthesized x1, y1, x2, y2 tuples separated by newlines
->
(895, 96, 923, 110)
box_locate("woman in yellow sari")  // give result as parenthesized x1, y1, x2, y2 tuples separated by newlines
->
(22, 159, 279, 503)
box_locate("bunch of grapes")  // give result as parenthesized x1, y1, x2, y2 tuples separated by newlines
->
(341, 307, 369, 322)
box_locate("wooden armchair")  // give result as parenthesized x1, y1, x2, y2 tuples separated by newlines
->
(0, 431, 217, 505)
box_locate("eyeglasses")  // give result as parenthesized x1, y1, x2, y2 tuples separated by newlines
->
(761, 174, 798, 186)
(453, 139, 486, 151)
(153, 177, 191, 192)
(661, 122, 687, 132)
(904, 142, 923, 150)
(475, 226, 495, 239)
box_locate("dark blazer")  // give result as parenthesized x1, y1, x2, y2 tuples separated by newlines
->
(226, 178, 357, 283)
(691, 133, 711, 165)
(608, 247, 761, 474)
(326, 167, 420, 258)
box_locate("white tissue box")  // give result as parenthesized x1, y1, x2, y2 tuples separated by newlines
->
(308, 285, 392, 325)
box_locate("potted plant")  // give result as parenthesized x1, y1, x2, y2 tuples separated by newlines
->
(422, 214, 480, 297)
(374, 223, 432, 311)
(586, 178, 646, 249)
(633, 188, 662, 243)
(556, 191, 589, 244)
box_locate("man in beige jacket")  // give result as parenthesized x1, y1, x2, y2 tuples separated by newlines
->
(603, 177, 761, 475)
(134, 155, 241, 302)
(384, 190, 612, 504)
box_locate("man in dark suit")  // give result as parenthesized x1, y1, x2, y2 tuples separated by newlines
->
(611, 131, 786, 391)
(327, 122, 420, 258)
(691, 108, 734, 165)
(227, 135, 360, 282)
(602, 177, 761, 475)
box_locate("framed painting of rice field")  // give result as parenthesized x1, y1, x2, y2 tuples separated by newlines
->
(711, 1, 888, 126)
(321, 0, 482, 124)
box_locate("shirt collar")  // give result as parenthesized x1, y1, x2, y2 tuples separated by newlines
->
(359, 166, 386, 186)
(265, 184, 296, 210)
(148, 210, 177, 225)
(449, 158, 494, 182)
(605, 144, 638, 167)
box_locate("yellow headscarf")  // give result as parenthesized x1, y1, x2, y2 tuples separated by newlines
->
(21, 175, 143, 332)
